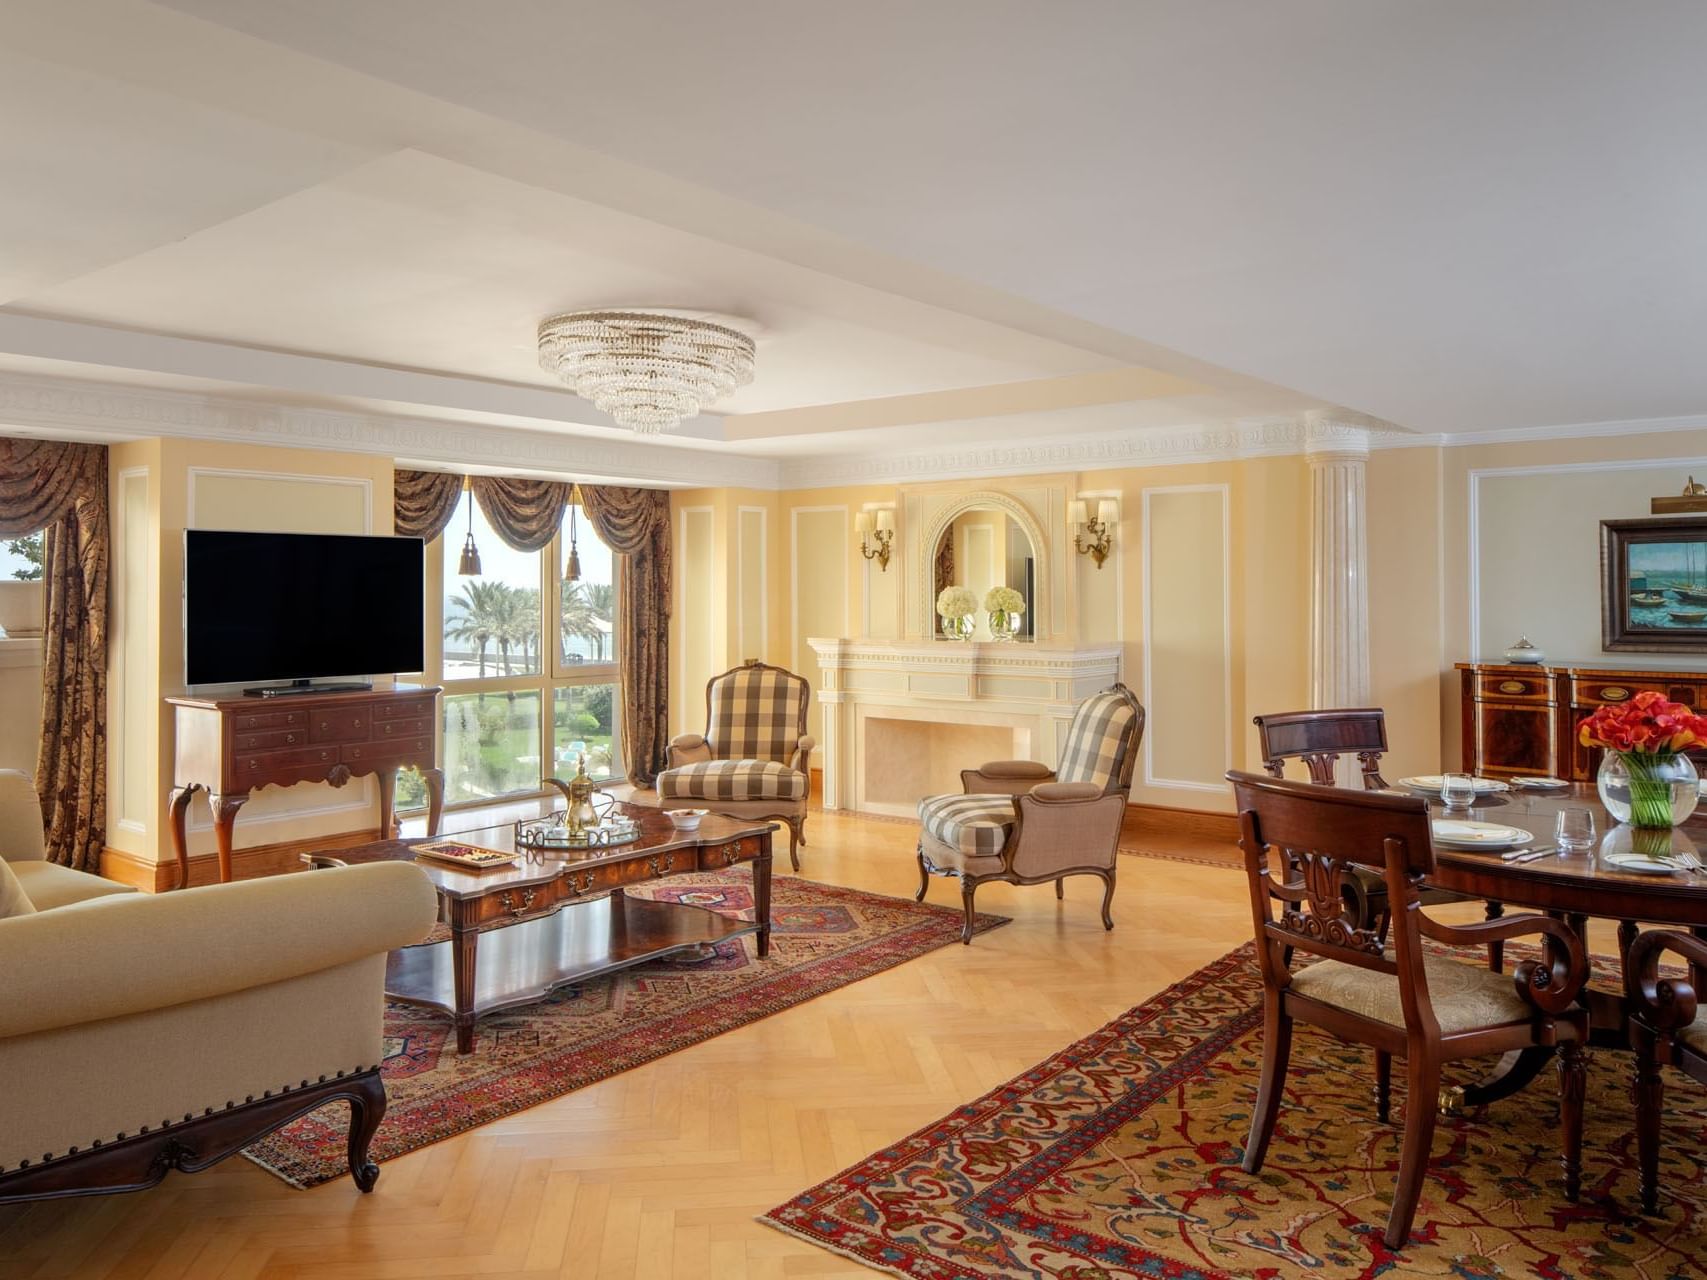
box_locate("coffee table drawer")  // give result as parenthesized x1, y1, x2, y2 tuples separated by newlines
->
(698, 836, 764, 869)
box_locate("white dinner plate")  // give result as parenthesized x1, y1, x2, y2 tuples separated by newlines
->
(1401, 775, 1510, 795)
(1603, 853, 1681, 876)
(1430, 820, 1534, 850)
(1512, 775, 1570, 790)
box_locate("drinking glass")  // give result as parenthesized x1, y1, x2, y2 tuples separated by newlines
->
(1440, 773, 1477, 810)
(1555, 807, 1596, 851)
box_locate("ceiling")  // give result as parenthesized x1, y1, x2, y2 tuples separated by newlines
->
(4, 1, 1701, 481)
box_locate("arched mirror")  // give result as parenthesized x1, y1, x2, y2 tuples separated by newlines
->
(930, 504, 1041, 641)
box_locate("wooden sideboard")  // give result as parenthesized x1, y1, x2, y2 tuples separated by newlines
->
(167, 686, 445, 888)
(1456, 661, 1707, 780)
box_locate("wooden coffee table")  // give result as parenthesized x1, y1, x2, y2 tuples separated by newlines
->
(305, 803, 774, 1053)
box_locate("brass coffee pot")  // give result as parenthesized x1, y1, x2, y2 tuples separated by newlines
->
(563, 753, 601, 837)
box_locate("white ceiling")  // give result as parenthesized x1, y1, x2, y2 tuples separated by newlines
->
(4, 0, 1700, 481)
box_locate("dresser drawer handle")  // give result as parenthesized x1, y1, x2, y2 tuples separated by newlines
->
(285, 733, 297, 744)
(1498, 680, 1526, 694)
(320, 750, 332, 761)
(248, 758, 258, 770)
(1601, 686, 1630, 701)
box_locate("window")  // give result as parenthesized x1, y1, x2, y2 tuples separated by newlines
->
(399, 494, 622, 813)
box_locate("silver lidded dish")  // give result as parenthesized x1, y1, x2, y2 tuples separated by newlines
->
(1503, 635, 1545, 665)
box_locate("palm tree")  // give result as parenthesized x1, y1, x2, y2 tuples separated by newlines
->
(446, 580, 509, 678)
(508, 587, 542, 672)
(561, 581, 614, 661)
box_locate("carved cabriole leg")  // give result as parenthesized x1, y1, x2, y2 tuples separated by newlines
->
(377, 766, 399, 839)
(1375, 1050, 1392, 1123)
(960, 877, 977, 945)
(1485, 900, 1505, 973)
(345, 1070, 387, 1192)
(1557, 1038, 1586, 1202)
(166, 785, 197, 890)
(1385, 1055, 1442, 1250)
(914, 849, 930, 903)
(1633, 1027, 1664, 1214)
(209, 791, 248, 884)
(423, 767, 446, 837)
(786, 817, 801, 872)
(1097, 868, 1116, 931)
(1242, 991, 1292, 1174)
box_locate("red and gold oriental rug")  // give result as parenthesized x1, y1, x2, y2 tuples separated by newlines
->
(764, 945, 1707, 1279)
(245, 873, 1007, 1187)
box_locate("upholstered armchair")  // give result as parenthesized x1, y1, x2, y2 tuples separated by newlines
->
(656, 659, 814, 870)
(915, 684, 1145, 943)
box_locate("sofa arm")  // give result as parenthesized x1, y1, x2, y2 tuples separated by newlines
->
(962, 760, 1056, 796)
(1028, 782, 1103, 803)
(0, 768, 46, 863)
(667, 733, 713, 769)
(790, 735, 817, 775)
(0, 861, 438, 1040)
(1008, 791, 1128, 878)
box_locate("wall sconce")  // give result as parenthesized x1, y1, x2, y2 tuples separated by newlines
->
(856, 507, 895, 571)
(1069, 498, 1118, 569)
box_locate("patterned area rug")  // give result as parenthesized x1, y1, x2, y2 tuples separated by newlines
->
(764, 944, 1707, 1279)
(244, 873, 1007, 1188)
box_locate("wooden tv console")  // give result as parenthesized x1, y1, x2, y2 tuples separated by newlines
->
(167, 686, 444, 889)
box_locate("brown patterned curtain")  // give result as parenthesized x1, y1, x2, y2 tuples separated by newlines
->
(393, 469, 464, 541)
(580, 485, 672, 785)
(471, 477, 571, 552)
(0, 438, 108, 871)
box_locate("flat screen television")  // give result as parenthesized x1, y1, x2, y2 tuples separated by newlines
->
(184, 530, 425, 687)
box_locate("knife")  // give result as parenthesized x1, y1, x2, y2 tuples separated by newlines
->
(1504, 846, 1560, 864)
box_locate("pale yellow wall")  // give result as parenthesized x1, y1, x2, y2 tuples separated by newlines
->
(105, 439, 396, 872)
(1367, 447, 1444, 780)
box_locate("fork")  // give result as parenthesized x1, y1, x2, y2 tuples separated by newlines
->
(1679, 850, 1707, 877)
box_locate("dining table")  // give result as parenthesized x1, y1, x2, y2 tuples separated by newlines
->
(1414, 780, 1707, 1107)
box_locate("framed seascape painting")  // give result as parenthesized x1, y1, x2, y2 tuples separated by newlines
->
(1602, 516, 1707, 652)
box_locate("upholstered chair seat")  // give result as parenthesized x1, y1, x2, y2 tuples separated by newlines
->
(652, 660, 815, 869)
(1290, 954, 1537, 1034)
(914, 685, 1145, 943)
(0, 769, 135, 911)
(658, 758, 808, 803)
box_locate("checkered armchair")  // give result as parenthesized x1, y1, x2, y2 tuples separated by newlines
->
(656, 660, 815, 869)
(915, 684, 1145, 943)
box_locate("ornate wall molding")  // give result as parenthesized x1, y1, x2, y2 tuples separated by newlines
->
(0, 371, 779, 490)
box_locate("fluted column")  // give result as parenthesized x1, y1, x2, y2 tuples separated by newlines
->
(1307, 420, 1371, 714)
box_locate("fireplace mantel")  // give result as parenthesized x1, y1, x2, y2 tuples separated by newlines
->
(806, 637, 1123, 815)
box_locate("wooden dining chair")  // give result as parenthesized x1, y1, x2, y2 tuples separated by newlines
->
(1626, 928, 1707, 1214)
(1254, 707, 1508, 971)
(1227, 769, 1590, 1250)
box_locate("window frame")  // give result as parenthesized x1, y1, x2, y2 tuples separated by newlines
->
(404, 497, 623, 817)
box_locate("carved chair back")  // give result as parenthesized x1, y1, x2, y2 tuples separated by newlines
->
(1253, 708, 1390, 790)
(1055, 684, 1146, 797)
(703, 660, 811, 764)
(1228, 769, 1443, 1036)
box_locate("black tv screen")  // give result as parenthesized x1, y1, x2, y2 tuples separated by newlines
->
(184, 530, 425, 686)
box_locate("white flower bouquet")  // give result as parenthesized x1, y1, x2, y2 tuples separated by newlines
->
(936, 585, 977, 619)
(984, 586, 1025, 615)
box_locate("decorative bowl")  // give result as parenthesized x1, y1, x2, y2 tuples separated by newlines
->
(1503, 635, 1545, 665)
(666, 808, 709, 831)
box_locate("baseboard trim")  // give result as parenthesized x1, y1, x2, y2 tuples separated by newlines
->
(1122, 802, 1239, 844)
(101, 827, 388, 893)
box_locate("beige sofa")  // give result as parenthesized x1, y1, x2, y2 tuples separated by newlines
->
(0, 770, 438, 1201)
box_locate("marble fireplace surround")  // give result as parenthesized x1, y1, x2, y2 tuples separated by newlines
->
(807, 638, 1123, 817)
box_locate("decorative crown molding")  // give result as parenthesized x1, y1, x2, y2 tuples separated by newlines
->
(0, 371, 779, 490)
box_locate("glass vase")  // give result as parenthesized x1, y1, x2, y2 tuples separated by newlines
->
(1596, 751, 1700, 828)
(940, 614, 974, 642)
(988, 609, 1018, 642)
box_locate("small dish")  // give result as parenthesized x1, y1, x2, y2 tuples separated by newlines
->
(1511, 776, 1570, 790)
(666, 808, 709, 831)
(1401, 775, 1509, 795)
(1604, 853, 1680, 876)
(1431, 819, 1534, 850)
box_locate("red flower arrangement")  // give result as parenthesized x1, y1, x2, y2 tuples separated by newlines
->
(1578, 690, 1707, 756)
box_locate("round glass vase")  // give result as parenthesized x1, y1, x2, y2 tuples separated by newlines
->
(1596, 751, 1700, 828)
(939, 614, 974, 642)
(988, 608, 1019, 642)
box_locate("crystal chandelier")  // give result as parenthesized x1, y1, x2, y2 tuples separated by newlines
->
(537, 310, 756, 434)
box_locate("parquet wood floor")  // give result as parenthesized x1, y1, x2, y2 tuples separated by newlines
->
(0, 811, 1618, 1279)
